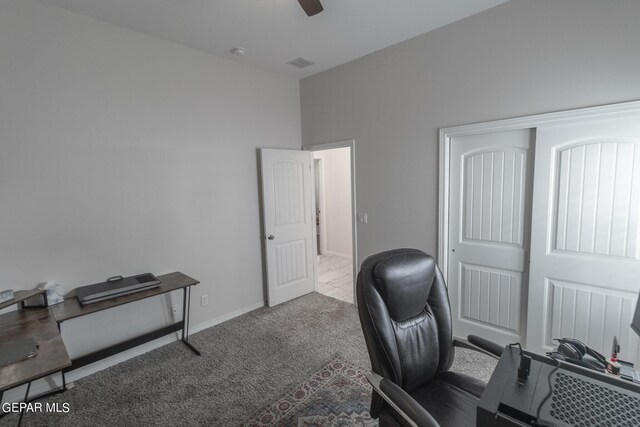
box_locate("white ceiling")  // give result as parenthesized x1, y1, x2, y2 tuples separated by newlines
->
(38, 0, 509, 79)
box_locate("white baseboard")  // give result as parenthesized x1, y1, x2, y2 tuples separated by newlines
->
(189, 300, 265, 334)
(325, 250, 352, 259)
(1, 300, 265, 404)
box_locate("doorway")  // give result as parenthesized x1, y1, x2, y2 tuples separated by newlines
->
(307, 141, 357, 304)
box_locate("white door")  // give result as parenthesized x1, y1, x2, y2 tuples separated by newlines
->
(448, 129, 534, 345)
(260, 149, 315, 307)
(527, 113, 640, 365)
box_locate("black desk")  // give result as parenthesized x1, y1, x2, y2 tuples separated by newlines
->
(478, 347, 640, 426)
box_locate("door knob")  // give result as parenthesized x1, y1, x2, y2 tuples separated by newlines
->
(267, 235, 275, 240)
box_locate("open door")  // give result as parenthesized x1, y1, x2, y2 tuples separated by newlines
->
(260, 149, 315, 307)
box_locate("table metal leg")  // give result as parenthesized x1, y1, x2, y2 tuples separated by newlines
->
(180, 286, 201, 356)
(181, 287, 187, 342)
(17, 382, 31, 427)
(56, 322, 68, 392)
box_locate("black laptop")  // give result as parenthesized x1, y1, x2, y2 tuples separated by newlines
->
(76, 273, 161, 305)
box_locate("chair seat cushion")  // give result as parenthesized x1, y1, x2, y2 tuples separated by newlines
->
(408, 372, 486, 427)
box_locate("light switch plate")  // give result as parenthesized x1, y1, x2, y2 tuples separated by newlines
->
(358, 213, 368, 224)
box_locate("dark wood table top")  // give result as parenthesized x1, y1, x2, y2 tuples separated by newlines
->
(51, 272, 199, 323)
(0, 308, 71, 392)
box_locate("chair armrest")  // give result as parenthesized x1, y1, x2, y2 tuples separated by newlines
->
(453, 335, 503, 359)
(467, 335, 504, 357)
(366, 372, 440, 427)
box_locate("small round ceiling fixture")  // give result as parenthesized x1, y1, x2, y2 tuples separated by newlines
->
(230, 47, 247, 56)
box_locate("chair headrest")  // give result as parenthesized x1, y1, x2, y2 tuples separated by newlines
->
(371, 250, 435, 322)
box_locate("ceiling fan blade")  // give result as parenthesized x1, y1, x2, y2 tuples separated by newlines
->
(298, 0, 323, 16)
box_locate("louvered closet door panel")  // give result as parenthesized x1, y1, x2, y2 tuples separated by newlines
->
(527, 112, 640, 366)
(448, 129, 534, 345)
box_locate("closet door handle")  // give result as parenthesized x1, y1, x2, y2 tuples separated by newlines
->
(267, 235, 275, 240)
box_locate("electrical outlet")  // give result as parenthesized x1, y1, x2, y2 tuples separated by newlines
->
(171, 304, 179, 319)
(201, 294, 209, 307)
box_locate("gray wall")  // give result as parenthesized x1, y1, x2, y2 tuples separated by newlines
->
(300, 0, 640, 267)
(0, 0, 300, 366)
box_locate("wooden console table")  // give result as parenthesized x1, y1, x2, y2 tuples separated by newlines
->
(50, 272, 201, 382)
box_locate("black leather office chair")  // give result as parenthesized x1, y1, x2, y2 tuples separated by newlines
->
(356, 248, 504, 427)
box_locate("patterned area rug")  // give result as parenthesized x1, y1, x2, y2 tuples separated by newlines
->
(244, 357, 377, 426)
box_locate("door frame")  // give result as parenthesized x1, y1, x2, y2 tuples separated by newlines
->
(314, 158, 327, 256)
(304, 139, 358, 302)
(438, 99, 640, 285)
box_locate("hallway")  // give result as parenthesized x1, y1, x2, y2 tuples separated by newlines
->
(317, 254, 353, 304)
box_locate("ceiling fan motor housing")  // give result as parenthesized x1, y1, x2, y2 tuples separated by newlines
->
(298, 0, 323, 17)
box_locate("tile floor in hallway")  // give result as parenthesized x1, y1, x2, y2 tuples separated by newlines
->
(317, 254, 354, 304)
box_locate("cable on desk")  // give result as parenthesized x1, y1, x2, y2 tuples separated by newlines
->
(534, 356, 561, 426)
(508, 343, 532, 384)
(508, 342, 523, 352)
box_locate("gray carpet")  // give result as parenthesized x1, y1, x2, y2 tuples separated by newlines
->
(7, 292, 496, 426)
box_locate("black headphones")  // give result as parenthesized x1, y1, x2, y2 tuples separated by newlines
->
(547, 338, 608, 372)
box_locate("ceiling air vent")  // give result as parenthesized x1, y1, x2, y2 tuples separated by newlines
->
(287, 57, 314, 69)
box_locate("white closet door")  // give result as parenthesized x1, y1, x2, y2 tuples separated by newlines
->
(526, 112, 640, 365)
(448, 129, 534, 345)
